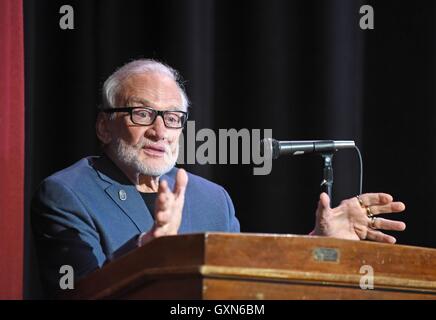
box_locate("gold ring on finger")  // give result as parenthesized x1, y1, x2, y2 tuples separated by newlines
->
(369, 216, 377, 229)
(356, 195, 365, 208)
(366, 206, 374, 219)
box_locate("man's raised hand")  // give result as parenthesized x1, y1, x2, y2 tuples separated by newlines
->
(138, 168, 188, 246)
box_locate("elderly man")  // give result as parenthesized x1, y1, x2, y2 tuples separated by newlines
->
(31, 59, 406, 297)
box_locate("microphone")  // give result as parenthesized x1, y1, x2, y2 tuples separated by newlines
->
(261, 138, 355, 159)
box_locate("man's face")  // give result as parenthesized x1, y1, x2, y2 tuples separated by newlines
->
(106, 72, 184, 177)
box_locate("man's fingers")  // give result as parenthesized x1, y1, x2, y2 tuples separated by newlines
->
(158, 179, 169, 194)
(156, 191, 172, 209)
(358, 193, 394, 206)
(155, 180, 175, 216)
(372, 217, 406, 231)
(319, 192, 331, 209)
(174, 168, 188, 197)
(366, 229, 397, 244)
(154, 193, 176, 227)
(368, 202, 406, 215)
(152, 172, 186, 235)
(155, 210, 170, 226)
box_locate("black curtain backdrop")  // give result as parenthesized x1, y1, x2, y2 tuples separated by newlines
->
(24, 0, 436, 298)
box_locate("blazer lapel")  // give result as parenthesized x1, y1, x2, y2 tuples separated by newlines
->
(93, 155, 154, 233)
(104, 184, 154, 232)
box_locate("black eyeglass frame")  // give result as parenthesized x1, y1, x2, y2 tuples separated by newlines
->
(101, 107, 189, 129)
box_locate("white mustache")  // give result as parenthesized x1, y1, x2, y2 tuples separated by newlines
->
(138, 138, 172, 154)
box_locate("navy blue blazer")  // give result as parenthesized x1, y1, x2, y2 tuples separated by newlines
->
(31, 155, 240, 296)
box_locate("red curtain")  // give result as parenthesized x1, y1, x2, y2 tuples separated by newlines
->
(0, 0, 24, 299)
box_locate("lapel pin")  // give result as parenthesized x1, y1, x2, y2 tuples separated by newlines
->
(119, 189, 127, 201)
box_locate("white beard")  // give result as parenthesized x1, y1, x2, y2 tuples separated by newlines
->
(111, 137, 178, 177)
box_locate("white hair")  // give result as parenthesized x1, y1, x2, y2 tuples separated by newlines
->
(102, 59, 189, 111)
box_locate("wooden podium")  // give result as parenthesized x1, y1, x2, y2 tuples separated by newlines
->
(67, 233, 436, 299)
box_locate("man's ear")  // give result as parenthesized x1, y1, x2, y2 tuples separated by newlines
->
(96, 112, 112, 145)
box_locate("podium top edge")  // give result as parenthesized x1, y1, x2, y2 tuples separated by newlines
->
(177, 232, 436, 252)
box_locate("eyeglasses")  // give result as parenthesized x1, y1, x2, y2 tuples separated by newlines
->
(102, 107, 188, 129)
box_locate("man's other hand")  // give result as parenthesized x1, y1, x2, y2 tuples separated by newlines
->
(311, 192, 406, 244)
